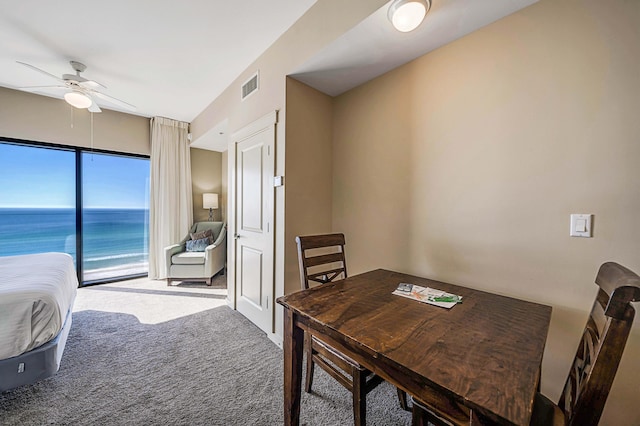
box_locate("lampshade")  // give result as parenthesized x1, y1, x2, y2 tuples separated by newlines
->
(64, 90, 92, 109)
(388, 0, 430, 33)
(203, 193, 219, 209)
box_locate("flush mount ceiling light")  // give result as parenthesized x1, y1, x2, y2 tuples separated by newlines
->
(388, 0, 431, 33)
(64, 90, 92, 109)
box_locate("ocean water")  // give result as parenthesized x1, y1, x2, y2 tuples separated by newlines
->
(0, 208, 149, 277)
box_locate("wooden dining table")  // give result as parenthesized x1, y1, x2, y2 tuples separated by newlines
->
(277, 269, 552, 426)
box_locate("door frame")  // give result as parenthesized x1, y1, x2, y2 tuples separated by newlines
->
(227, 111, 277, 333)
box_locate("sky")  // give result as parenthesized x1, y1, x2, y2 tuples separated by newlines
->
(0, 142, 149, 209)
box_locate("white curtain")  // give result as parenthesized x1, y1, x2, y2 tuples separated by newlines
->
(148, 117, 193, 279)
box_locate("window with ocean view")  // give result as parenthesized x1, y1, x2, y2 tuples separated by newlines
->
(0, 140, 150, 285)
(82, 152, 149, 282)
(0, 143, 77, 261)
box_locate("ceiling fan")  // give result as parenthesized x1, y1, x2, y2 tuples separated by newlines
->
(17, 60, 136, 113)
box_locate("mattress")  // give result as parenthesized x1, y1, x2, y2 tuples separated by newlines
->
(0, 252, 78, 360)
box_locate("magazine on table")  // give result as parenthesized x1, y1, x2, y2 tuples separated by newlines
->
(392, 283, 462, 309)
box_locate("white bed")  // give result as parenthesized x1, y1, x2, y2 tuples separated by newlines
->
(0, 252, 78, 392)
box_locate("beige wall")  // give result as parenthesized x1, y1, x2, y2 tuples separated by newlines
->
(190, 148, 223, 223)
(284, 77, 334, 293)
(0, 87, 149, 155)
(331, 0, 640, 424)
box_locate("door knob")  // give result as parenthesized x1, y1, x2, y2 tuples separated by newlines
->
(234, 234, 240, 240)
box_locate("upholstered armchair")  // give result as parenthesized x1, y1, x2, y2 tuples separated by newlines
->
(164, 221, 226, 286)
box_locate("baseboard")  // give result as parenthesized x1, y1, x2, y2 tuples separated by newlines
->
(268, 332, 283, 349)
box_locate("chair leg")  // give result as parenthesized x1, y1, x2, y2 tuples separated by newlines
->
(411, 397, 449, 426)
(304, 333, 314, 393)
(397, 388, 409, 411)
(166, 278, 172, 287)
(352, 367, 367, 426)
(412, 403, 427, 426)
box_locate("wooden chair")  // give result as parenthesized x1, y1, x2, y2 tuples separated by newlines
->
(296, 233, 408, 426)
(531, 261, 640, 426)
(411, 261, 640, 426)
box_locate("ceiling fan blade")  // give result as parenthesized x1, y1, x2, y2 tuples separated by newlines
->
(17, 61, 65, 83)
(88, 102, 102, 113)
(87, 95, 102, 113)
(92, 90, 136, 111)
(18, 85, 67, 91)
(80, 80, 106, 89)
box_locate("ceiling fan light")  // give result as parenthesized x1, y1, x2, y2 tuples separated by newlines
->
(388, 0, 430, 33)
(64, 91, 92, 109)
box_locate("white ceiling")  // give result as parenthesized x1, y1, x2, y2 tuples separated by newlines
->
(0, 0, 538, 148)
(0, 0, 317, 122)
(292, 0, 538, 96)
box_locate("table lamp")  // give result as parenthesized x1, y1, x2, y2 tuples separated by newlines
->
(203, 193, 218, 221)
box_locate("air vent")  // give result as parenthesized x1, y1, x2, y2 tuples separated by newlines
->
(241, 71, 259, 100)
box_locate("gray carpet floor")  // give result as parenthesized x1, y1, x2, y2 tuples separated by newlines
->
(0, 277, 412, 425)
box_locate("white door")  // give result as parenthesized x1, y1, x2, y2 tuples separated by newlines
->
(233, 113, 275, 334)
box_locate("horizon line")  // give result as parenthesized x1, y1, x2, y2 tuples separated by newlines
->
(0, 206, 150, 210)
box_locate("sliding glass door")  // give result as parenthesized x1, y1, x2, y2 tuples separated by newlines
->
(0, 140, 150, 285)
(0, 143, 77, 262)
(82, 152, 149, 282)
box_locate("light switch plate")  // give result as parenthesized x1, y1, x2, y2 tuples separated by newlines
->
(570, 214, 592, 237)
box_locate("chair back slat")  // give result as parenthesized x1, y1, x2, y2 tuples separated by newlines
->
(304, 252, 345, 268)
(296, 233, 345, 251)
(590, 293, 608, 337)
(558, 262, 640, 426)
(296, 234, 347, 290)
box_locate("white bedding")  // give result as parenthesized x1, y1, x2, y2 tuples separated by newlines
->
(0, 252, 78, 360)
